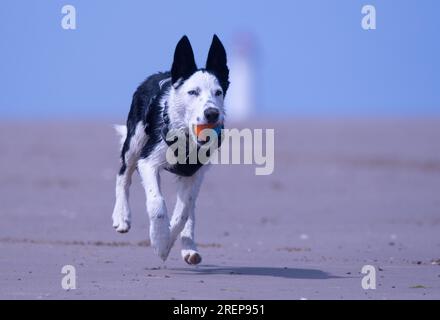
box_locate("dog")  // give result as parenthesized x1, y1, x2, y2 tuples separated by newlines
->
(112, 35, 229, 265)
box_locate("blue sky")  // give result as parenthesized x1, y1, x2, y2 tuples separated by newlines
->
(0, 0, 439, 118)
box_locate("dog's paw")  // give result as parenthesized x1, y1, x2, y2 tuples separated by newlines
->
(182, 250, 202, 265)
(112, 218, 131, 233)
(115, 220, 130, 233)
(153, 239, 171, 261)
(112, 207, 131, 233)
(150, 221, 171, 261)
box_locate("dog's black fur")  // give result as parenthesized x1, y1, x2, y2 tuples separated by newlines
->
(119, 72, 171, 175)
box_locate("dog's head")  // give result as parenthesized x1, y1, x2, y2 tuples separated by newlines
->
(169, 35, 229, 135)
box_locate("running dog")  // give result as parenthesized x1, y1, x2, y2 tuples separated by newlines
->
(112, 35, 229, 265)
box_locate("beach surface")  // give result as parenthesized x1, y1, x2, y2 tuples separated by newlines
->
(0, 119, 439, 299)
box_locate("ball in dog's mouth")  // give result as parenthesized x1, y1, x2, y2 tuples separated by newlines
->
(192, 123, 223, 143)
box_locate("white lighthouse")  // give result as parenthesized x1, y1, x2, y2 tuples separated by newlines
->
(225, 33, 257, 122)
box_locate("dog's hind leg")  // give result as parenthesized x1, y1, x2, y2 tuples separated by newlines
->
(112, 122, 147, 233)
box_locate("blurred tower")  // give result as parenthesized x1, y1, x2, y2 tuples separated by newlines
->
(225, 33, 257, 122)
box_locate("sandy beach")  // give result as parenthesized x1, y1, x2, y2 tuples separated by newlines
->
(0, 118, 439, 299)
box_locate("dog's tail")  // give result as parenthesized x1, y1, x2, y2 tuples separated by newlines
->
(113, 124, 127, 150)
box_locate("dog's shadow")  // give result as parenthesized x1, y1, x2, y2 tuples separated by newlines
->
(173, 265, 337, 280)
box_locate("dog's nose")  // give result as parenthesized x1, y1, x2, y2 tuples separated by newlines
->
(204, 107, 220, 124)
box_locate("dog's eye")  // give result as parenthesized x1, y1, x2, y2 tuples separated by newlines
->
(188, 90, 199, 96)
(215, 90, 223, 97)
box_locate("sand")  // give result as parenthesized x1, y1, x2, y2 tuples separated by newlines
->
(0, 118, 439, 299)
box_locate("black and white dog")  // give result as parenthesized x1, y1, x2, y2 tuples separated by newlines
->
(112, 35, 229, 265)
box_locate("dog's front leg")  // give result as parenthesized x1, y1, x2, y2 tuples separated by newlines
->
(138, 158, 170, 261)
(169, 169, 205, 265)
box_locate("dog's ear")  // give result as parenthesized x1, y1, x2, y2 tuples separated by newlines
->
(206, 34, 229, 93)
(171, 35, 197, 85)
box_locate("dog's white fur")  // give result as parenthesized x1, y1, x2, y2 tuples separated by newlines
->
(169, 71, 226, 129)
(112, 70, 225, 263)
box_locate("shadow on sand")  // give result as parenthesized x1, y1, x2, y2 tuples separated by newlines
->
(173, 265, 338, 280)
